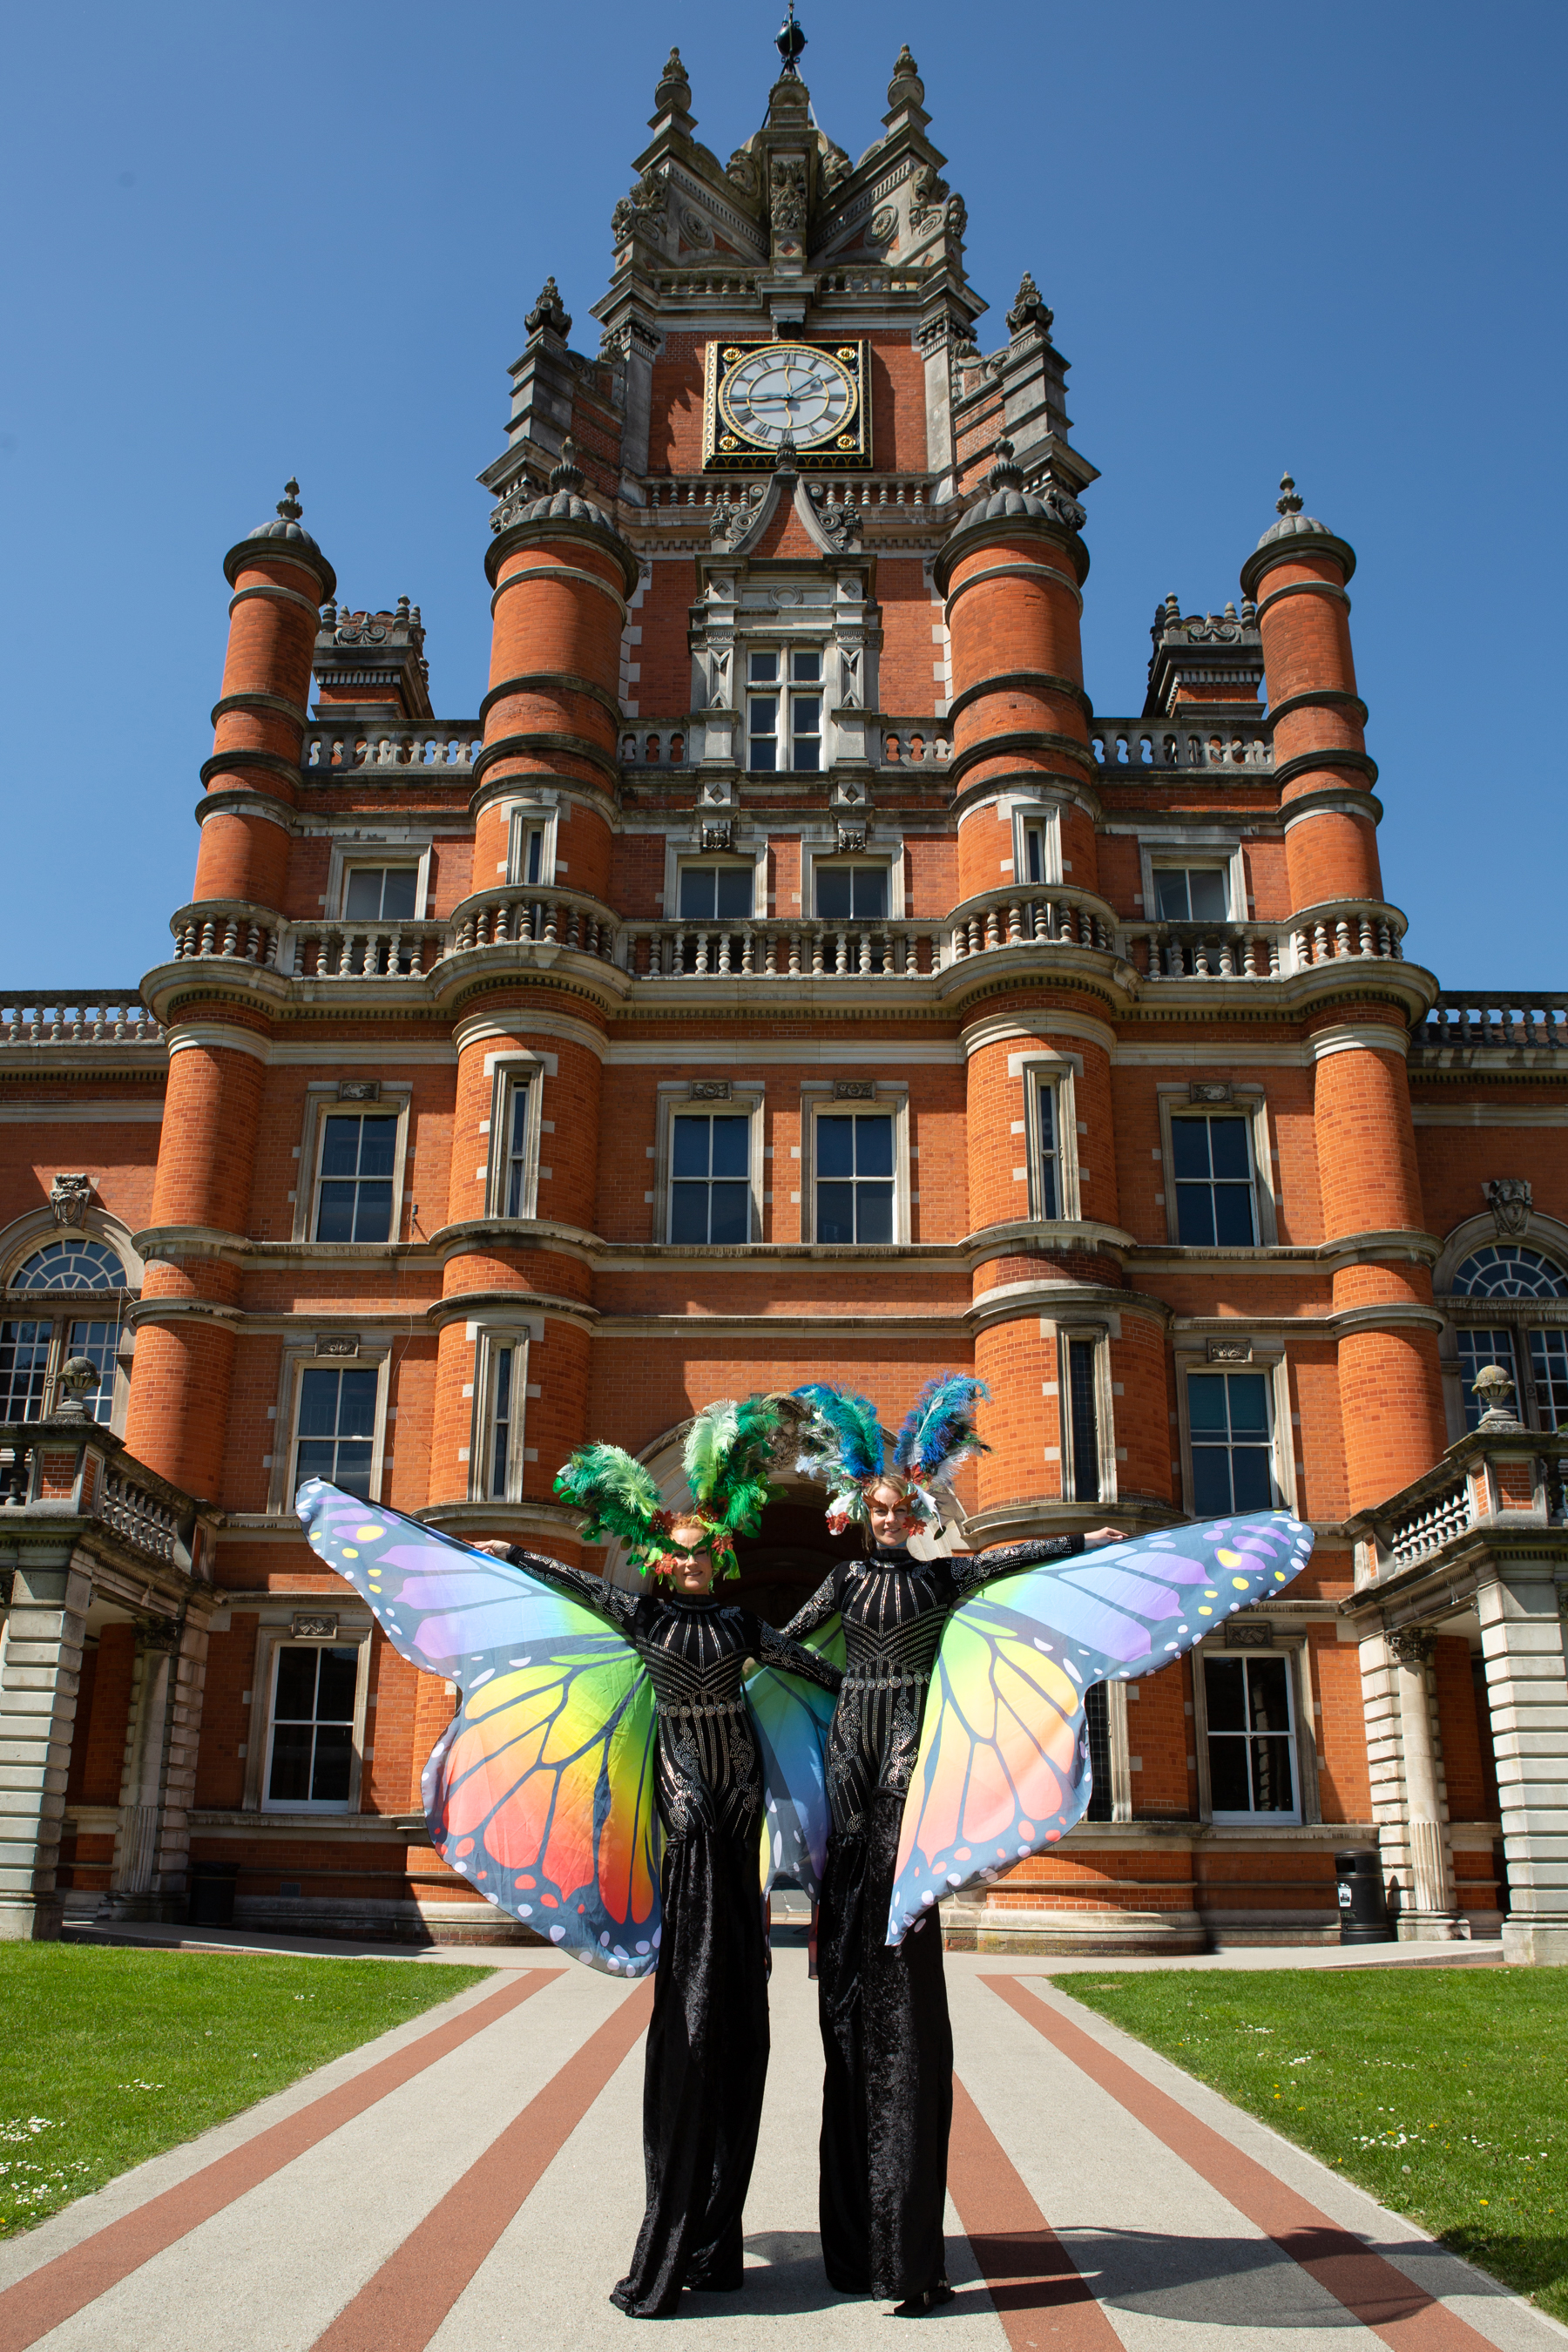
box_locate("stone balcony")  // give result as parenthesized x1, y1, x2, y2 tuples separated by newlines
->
(1342, 1418, 1568, 1964)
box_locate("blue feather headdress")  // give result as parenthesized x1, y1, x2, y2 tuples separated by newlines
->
(791, 1382, 894, 1532)
(891, 1375, 991, 1523)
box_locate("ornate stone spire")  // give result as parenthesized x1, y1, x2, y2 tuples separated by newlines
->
(524, 276, 572, 338)
(549, 436, 585, 495)
(888, 44, 923, 110)
(654, 45, 692, 117)
(1006, 272, 1054, 336)
(276, 477, 302, 523)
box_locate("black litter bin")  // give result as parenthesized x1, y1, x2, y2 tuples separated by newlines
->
(1335, 1848, 1395, 1943)
(188, 1861, 240, 1929)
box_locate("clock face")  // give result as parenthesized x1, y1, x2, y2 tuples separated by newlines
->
(718, 346, 856, 450)
(704, 341, 870, 470)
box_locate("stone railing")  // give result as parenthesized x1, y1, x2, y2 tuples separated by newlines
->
(1351, 1427, 1568, 1588)
(453, 889, 619, 964)
(0, 1421, 209, 1582)
(171, 903, 281, 968)
(950, 888, 1117, 958)
(620, 725, 692, 767)
(1384, 1478, 1475, 1573)
(1092, 720, 1273, 774)
(618, 919, 946, 980)
(301, 722, 483, 779)
(879, 726, 952, 767)
(287, 922, 449, 980)
(1127, 908, 1402, 980)
(642, 473, 942, 517)
(1416, 994, 1568, 1051)
(0, 994, 164, 1046)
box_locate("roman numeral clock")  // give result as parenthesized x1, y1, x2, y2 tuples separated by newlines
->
(702, 340, 871, 470)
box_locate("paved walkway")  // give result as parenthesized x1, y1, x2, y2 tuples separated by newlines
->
(0, 1944, 1556, 2352)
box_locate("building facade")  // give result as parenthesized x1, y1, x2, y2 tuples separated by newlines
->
(3, 39, 1565, 1961)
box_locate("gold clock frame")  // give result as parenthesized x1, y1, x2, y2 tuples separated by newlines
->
(701, 340, 872, 472)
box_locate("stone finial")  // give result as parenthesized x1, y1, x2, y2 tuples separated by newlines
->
(395, 594, 411, 622)
(654, 45, 692, 112)
(1006, 271, 1054, 336)
(525, 275, 572, 337)
(53, 1355, 100, 1422)
(775, 3, 807, 77)
(277, 477, 302, 522)
(1472, 1362, 1524, 1428)
(550, 436, 585, 494)
(1276, 472, 1305, 517)
(1164, 591, 1181, 625)
(987, 437, 1024, 494)
(888, 43, 924, 108)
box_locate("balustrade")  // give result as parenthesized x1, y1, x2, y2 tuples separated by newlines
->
(452, 891, 618, 964)
(172, 905, 280, 968)
(949, 891, 1116, 958)
(1092, 720, 1273, 774)
(288, 923, 448, 980)
(643, 475, 938, 516)
(1385, 1479, 1474, 1572)
(879, 727, 951, 766)
(1127, 909, 1401, 980)
(619, 920, 943, 980)
(0, 994, 163, 1046)
(301, 724, 483, 778)
(1417, 995, 1568, 1051)
(620, 727, 689, 766)
(98, 1461, 183, 1565)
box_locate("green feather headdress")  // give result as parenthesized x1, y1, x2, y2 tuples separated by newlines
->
(555, 1391, 796, 1579)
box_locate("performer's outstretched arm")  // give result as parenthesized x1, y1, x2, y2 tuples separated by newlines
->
(780, 1566, 841, 1642)
(951, 1524, 1126, 1592)
(490, 1542, 641, 1631)
(752, 1616, 842, 1693)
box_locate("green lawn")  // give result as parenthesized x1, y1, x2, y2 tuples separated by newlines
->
(1054, 1967, 1568, 2322)
(0, 1946, 492, 2237)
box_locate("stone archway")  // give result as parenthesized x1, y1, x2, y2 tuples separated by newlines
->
(727, 1497, 862, 1627)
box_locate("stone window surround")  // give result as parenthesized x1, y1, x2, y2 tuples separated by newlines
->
(0, 1209, 142, 1434)
(1005, 795, 1064, 889)
(1136, 828, 1249, 923)
(800, 833, 906, 922)
(1190, 1622, 1321, 1828)
(798, 1081, 911, 1247)
(1042, 1317, 1119, 1506)
(652, 1082, 767, 1246)
(244, 1614, 373, 1815)
(265, 1335, 395, 1517)
(1011, 1052, 1083, 1223)
(291, 1084, 414, 1247)
(1155, 1083, 1280, 1249)
(1172, 1336, 1298, 1520)
(468, 1327, 533, 1505)
(325, 838, 435, 922)
(1432, 1210, 1568, 1443)
(503, 796, 560, 889)
(662, 839, 768, 920)
(481, 1056, 547, 1222)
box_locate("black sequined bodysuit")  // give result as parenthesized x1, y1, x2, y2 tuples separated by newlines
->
(508, 1550, 837, 2318)
(781, 1537, 1080, 2305)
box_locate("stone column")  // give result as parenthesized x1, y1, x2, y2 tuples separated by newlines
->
(1479, 1568, 1568, 1964)
(0, 1545, 92, 1940)
(1388, 1629, 1463, 1939)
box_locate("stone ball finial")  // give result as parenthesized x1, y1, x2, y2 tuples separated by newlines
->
(888, 42, 924, 106)
(1276, 472, 1304, 517)
(655, 45, 692, 110)
(1472, 1362, 1524, 1427)
(54, 1355, 100, 1421)
(277, 477, 302, 522)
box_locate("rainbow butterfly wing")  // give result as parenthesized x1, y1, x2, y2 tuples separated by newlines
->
(887, 1511, 1315, 1945)
(296, 1479, 661, 1975)
(746, 1666, 836, 1901)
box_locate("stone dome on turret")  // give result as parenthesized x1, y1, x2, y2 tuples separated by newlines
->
(1240, 473, 1356, 597)
(1254, 473, 1328, 550)
(223, 479, 335, 596)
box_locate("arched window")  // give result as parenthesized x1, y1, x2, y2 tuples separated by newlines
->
(11, 1239, 128, 1292)
(2, 1236, 129, 1426)
(1450, 1245, 1568, 1300)
(1444, 1245, 1568, 1432)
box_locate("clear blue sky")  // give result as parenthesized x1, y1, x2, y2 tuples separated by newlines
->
(2, 1, 1562, 990)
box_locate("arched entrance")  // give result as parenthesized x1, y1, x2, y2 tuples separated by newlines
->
(727, 1497, 862, 1627)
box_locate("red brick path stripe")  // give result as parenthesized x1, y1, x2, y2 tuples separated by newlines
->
(985, 1976, 1500, 2352)
(311, 1979, 654, 2352)
(0, 1970, 558, 2352)
(950, 2073, 1125, 2352)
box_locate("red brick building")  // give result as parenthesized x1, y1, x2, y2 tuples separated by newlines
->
(3, 41, 1565, 1960)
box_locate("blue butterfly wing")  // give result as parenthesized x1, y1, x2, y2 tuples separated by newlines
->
(746, 1666, 836, 1901)
(887, 1511, 1315, 1946)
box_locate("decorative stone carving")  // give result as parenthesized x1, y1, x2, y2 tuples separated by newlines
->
(868, 204, 898, 247)
(314, 1335, 360, 1358)
(700, 821, 734, 853)
(1223, 1619, 1274, 1647)
(291, 1612, 339, 1640)
(1484, 1177, 1533, 1238)
(689, 1081, 732, 1103)
(909, 161, 950, 232)
(679, 207, 715, 249)
(49, 1173, 92, 1229)
(820, 141, 852, 196)
(653, 45, 691, 117)
(337, 1079, 381, 1102)
(1472, 1361, 1524, 1428)
(52, 1355, 99, 1419)
(835, 1080, 876, 1102)
(1007, 271, 1055, 335)
(1388, 1626, 1436, 1666)
(135, 1614, 184, 1653)
(612, 168, 667, 247)
(944, 194, 968, 241)
(887, 44, 924, 112)
(524, 276, 572, 338)
(835, 825, 868, 855)
(1188, 1082, 1233, 1105)
(770, 159, 807, 233)
(726, 151, 760, 200)
(806, 482, 862, 548)
(1207, 1338, 1253, 1364)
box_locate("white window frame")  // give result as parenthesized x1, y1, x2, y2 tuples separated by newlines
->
(246, 1618, 372, 1815)
(672, 860, 760, 923)
(1049, 1321, 1118, 1505)
(745, 643, 826, 773)
(294, 1085, 413, 1247)
(801, 1084, 909, 1247)
(326, 840, 434, 922)
(483, 1058, 544, 1221)
(267, 1339, 392, 1515)
(1157, 1086, 1277, 1249)
(505, 801, 559, 889)
(1016, 1058, 1081, 1223)
(1010, 799, 1063, 889)
(470, 1328, 531, 1503)
(1191, 1630, 1315, 1826)
(1173, 1342, 1295, 1519)
(800, 836, 906, 922)
(653, 1084, 766, 1246)
(0, 1218, 142, 1436)
(1138, 832, 1247, 923)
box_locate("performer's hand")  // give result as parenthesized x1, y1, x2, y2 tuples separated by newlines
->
(473, 1540, 513, 1558)
(1085, 1526, 1127, 1547)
